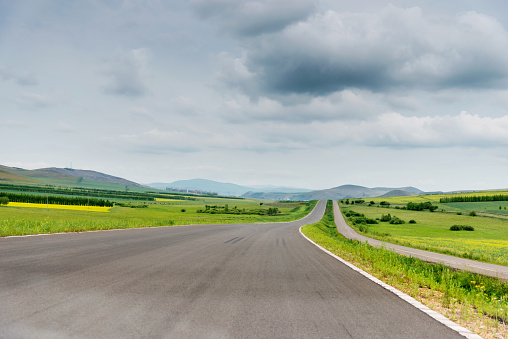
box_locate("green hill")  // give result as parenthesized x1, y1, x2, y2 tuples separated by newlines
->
(0, 165, 151, 192)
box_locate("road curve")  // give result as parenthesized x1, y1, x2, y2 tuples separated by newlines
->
(1, 200, 463, 338)
(333, 200, 508, 281)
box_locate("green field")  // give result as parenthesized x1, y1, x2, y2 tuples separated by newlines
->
(0, 198, 316, 237)
(339, 203, 508, 266)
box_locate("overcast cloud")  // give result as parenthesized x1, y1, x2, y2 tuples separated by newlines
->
(2, 0, 508, 192)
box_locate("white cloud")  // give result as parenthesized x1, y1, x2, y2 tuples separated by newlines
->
(221, 89, 379, 123)
(55, 122, 76, 132)
(319, 111, 508, 148)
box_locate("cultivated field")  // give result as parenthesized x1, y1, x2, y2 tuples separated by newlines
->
(0, 183, 316, 237)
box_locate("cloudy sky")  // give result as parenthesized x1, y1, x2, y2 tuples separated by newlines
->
(2, 0, 508, 192)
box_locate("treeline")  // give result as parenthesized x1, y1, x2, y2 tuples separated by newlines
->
(0, 192, 113, 207)
(196, 204, 280, 216)
(0, 183, 198, 201)
(440, 194, 508, 203)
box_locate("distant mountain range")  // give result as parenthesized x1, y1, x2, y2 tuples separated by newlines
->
(241, 185, 424, 201)
(148, 179, 312, 196)
(0, 164, 427, 200)
(148, 179, 423, 200)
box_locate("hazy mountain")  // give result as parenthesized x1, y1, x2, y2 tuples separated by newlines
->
(373, 186, 423, 194)
(147, 179, 311, 196)
(0, 165, 145, 189)
(379, 189, 417, 198)
(40, 167, 143, 187)
(241, 184, 425, 201)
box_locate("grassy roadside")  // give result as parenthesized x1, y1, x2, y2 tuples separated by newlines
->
(302, 201, 508, 339)
(0, 200, 317, 237)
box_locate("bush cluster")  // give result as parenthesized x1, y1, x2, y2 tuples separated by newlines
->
(406, 202, 438, 212)
(196, 204, 280, 216)
(344, 210, 378, 225)
(450, 225, 475, 231)
(389, 216, 405, 224)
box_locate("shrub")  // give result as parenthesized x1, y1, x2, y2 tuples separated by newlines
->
(181, 208, 186, 212)
(409, 219, 416, 224)
(406, 202, 438, 212)
(389, 216, 405, 224)
(344, 210, 363, 217)
(456, 212, 462, 215)
(380, 213, 392, 222)
(0, 196, 8, 206)
(469, 211, 477, 217)
(450, 225, 474, 231)
(358, 224, 369, 233)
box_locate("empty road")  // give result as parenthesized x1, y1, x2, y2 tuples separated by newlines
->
(1, 200, 464, 338)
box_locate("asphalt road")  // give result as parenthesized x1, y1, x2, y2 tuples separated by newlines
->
(0, 200, 464, 338)
(333, 200, 508, 281)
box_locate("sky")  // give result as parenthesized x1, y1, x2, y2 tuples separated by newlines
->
(2, 0, 508, 192)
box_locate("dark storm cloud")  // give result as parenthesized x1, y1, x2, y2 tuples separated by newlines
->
(219, 6, 508, 97)
(190, 0, 316, 36)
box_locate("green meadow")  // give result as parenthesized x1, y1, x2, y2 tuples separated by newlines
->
(0, 199, 316, 237)
(339, 202, 508, 266)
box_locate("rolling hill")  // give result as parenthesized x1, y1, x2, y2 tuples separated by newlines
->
(0, 165, 148, 191)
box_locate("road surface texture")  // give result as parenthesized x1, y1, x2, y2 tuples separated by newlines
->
(1, 200, 465, 338)
(334, 200, 508, 281)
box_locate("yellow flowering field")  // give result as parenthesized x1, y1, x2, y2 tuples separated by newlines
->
(7, 202, 111, 212)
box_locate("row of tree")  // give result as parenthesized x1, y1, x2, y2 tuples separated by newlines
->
(440, 194, 508, 203)
(0, 193, 113, 207)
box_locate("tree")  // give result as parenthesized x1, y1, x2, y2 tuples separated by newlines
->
(0, 197, 8, 206)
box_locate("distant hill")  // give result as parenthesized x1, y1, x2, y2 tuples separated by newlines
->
(374, 186, 423, 194)
(0, 165, 147, 191)
(241, 184, 424, 201)
(379, 189, 417, 198)
(0, 168, 42, 183)
(40, 167, 142, 187)
(148, 179, 311, 196)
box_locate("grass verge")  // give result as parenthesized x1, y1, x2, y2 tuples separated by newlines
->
(302, 201, 508, 339)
